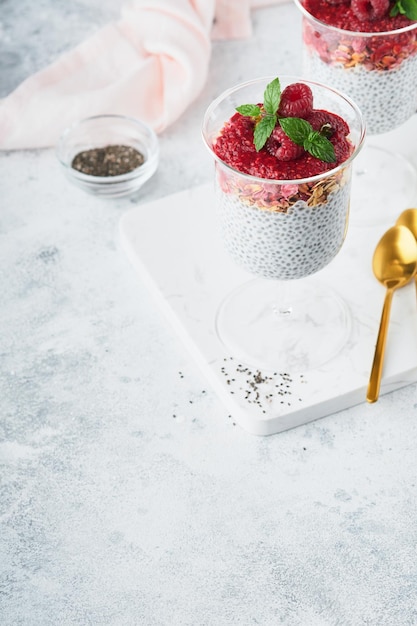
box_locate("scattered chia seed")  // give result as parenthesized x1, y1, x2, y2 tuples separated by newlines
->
(219, 356, 307, 414)
(71, 144, 145, 177)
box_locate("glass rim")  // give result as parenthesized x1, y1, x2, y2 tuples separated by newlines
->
(57, 113, 159, 142)
(202, 74, 366, 186)
(294, 0, 417, 37)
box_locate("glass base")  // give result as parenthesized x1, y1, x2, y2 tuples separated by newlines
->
(215, 277, 351, 373)
(350, 144, 417, 228)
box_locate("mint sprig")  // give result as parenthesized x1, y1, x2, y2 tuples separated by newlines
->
(390, 0, 417, 19)
(279, 117, 337, 163)
(236, 77, 336, 163)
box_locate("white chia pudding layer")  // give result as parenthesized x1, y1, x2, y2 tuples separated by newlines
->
(217, 183, 350, 280)
(304, 51, 417, 134)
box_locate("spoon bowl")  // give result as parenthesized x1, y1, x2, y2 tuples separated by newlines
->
(396, 208, 417, 239)
(372, 224, 417, 289)
(396, 208, 417, 293)
(367, 224, 417, 403)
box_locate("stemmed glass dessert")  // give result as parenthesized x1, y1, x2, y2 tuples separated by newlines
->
(295, 0, 417, 226)
(202, 76, 365, 372)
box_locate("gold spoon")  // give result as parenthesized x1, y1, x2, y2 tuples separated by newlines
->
(396, 208, 417, 299)
(367, 224, 417, 403)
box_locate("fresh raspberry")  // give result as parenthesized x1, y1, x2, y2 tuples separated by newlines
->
(277, 83, 314, 119)
(331, 131, 352, 163)
(306, 109, 350, 137)
(351, 0, 389, 21)
(325, 0, 350, 5)
(265, 127, 305, 161)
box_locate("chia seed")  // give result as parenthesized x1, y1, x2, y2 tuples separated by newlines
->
(219, 356, 307, 414)
(218, 182, 350, 280)
(71, 144, 145, 177)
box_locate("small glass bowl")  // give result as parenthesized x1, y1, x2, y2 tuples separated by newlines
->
(56, 114, 159, 198)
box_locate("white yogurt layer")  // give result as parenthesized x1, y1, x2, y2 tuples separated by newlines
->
(216, 182, 350, 280)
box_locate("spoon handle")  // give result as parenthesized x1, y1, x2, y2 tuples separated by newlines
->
(367, 287, 395, 403)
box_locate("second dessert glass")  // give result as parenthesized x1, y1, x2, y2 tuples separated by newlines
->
(295, 0, 417, 226)
(203, 76, 365, 372)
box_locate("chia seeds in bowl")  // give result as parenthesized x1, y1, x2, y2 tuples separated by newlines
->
(56, 114, 159, 198)
(295, 0, 417, 135)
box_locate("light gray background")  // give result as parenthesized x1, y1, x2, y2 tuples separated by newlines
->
(1, 3, 417, 625)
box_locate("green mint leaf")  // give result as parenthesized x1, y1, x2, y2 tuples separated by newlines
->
(280, 118, 336, 163)
(303, 130, 322, 152)
(263, 78, 281, 116)
(279, 117, 312, 146)
(254, 115, 277, 151)
(389, 1, 401, 14)
(389, 0, 417, 17)
(236, 104, 261, 117)
(401, 0, 417, 19)
(305, 131, 336, 163)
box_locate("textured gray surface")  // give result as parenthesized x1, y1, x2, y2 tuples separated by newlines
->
(1, 3, 417, 625)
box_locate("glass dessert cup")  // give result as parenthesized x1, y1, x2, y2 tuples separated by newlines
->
(203, 76, 366, 372)
(294, 0, 417, 227)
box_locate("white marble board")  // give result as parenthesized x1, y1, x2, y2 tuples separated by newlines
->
(119, 177, 417, 436)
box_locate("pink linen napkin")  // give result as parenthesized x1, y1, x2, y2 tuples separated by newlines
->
(0, 0, 283, 151)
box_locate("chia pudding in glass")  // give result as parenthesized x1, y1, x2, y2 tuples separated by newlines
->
(294, 0, 417, 135)
(203, 76, 365, 281)
(294, 0, 417, 227)
(202, 76, 365, 372)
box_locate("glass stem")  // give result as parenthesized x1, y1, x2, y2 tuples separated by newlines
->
(272, 280, 293, 317)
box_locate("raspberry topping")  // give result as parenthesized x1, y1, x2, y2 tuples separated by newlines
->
(351, 0, 389, 21)
(265, 127, 305, 161)
(213, 111, 351, 180)
(331, 131, 352, 163)
(306, 109, 350, 137)
(213, 77, 353, 180)
(303, 0, 413, 31)
(278, 83, 314, 119)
